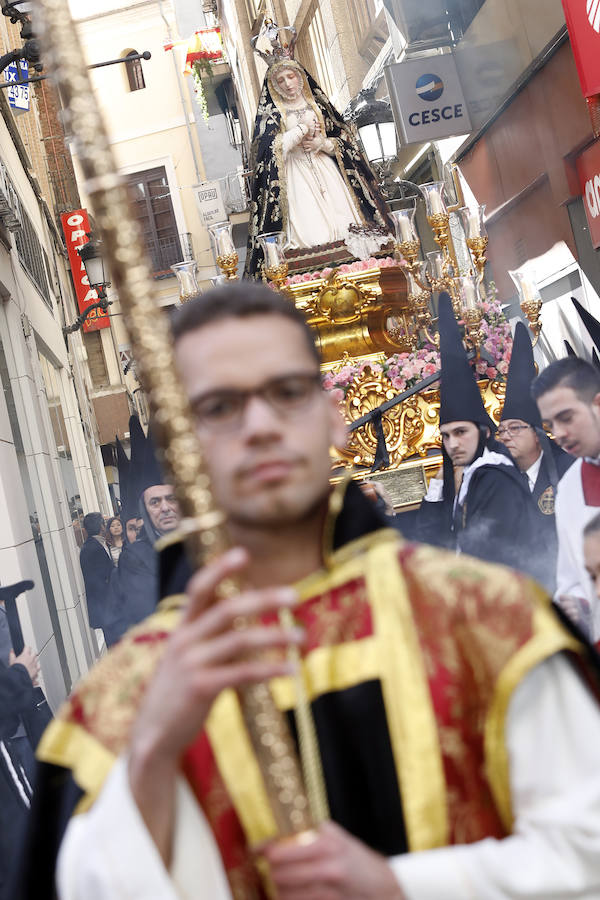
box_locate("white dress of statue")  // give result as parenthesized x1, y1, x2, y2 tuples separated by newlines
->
(271, 66, 362, 248)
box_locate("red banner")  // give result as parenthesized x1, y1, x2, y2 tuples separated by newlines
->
(562, 0, 600, 97)
(577, 138, 600, 248)
(60, 209, 109, 333)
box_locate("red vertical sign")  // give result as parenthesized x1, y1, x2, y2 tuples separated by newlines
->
(577, 138, 600, 248)
(60, 209, 109, 332)
(562, 0, 600, 97)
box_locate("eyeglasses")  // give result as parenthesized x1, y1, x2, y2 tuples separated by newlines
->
(496, 423, 532, 438)
(191, 372, 323, 433)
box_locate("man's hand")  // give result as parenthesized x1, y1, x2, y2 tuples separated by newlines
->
(128, 547, 304, 866)
(9, 646, 40, 685)
(262, 821, 405, 900)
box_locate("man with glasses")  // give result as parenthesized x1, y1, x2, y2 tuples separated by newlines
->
(496, 324, 572, 592)
(23, 285, 600, 900)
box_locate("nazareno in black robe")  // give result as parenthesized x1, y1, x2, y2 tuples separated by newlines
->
(243, 59, 391, 279)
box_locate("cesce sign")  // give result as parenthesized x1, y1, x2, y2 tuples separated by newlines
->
(577, 141, 600, 250)
(60, 209, 109, 332)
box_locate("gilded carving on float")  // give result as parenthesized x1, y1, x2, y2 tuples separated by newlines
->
(327, 362, 506, 471)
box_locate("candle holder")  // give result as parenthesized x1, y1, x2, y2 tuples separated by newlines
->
(390, 207, 420, 266)
(171, 260, 200, 304)
(209, 221, 239, 281)
(509, 269, 543, 346)
(404, 262, 437, 346)
(457, 274, 484, 355)
(458, 205, 488, 275)
(258, 232, 290, 294)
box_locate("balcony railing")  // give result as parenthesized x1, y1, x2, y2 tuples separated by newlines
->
(143, 232, 194, 277)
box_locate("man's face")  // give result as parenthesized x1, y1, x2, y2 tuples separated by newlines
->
(537, 386, 600, 458)
(143, 485, 180, 536)
(125, 518, 139, 543)
(174, 315, 346, 530)
(497, 418, 540, 471)
(440, 421, 481, 467)
(584, 531, 600, 601)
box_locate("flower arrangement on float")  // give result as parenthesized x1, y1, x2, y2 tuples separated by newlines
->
(322, 292, 513, 403)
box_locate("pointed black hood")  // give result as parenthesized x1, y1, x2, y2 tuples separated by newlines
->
(127, 414, 165, 514)
(501, 321, 542, 427)
(438, 293, 493, 429)
(115, 435, 132, 522)
(573, 297, 600, 355)
(564, 340, 576, 357)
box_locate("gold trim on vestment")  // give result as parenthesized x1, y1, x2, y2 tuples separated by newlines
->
(270, 636, 381, 710)
(484, 588, 581, 830)
(206, 691, 279, 846)
(366, 541, 449, 851)
(36, 720, 116, 814)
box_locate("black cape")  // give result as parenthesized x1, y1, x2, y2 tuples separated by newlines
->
(528, 443, 573, 593)
(417, 451, 543, 577)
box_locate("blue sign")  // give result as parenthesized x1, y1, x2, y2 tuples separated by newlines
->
(4, 61, 29, 114)
(415, 74, 444, 102)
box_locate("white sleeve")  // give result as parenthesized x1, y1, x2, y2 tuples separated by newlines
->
(389, 654, 600, 899)
(423, 479, 443, 502)
(554, 488, 586, 600)
(281, 123, 308, 156)
(57, 756, 232, 900)
(554, 490, 594, 638)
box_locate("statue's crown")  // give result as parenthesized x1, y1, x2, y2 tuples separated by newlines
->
(251, 19, 297, 66)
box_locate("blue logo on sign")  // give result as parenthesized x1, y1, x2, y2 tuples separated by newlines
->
(416, 73, 444, 102)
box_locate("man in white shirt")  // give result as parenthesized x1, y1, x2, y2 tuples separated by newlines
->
(18, 286, 600, 900)
(533, 357, 600, 639)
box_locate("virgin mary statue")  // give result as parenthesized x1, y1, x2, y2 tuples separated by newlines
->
(244, 31, 391, 278)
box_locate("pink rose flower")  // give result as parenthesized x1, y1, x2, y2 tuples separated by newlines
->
(302, 271, 314, 282)
(339, 264, 351, 273)
(329, 388, 345, 403)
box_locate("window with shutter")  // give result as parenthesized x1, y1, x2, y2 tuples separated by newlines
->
(125, 167, 182, 277)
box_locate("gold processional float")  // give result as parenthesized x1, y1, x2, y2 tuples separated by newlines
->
(205, 183, 543, 510)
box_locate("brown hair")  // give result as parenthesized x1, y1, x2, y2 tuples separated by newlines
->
(170, 282, 321, 367)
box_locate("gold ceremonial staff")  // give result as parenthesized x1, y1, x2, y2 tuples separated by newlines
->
(35, 0, 320, 842)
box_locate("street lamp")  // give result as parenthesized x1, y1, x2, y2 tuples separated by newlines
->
(346, 85, 398, 181)
(63, 236, 112, 336)
(77, 235, 110, 299)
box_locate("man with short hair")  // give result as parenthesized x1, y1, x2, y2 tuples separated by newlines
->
(22, 285, 600, 900)
(532, 357, 600, 638)
(496, 323, 572, 592)
(107, 419, 181, 643)
(417, 298, 537, 574)
(79, 512, 113, 640)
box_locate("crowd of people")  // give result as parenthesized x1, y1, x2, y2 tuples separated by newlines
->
(7, 283, 600, 899)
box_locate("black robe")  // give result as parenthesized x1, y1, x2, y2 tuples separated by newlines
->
(417, 455, 542, 578)
(528, 444, 573, 593)
(104, 534, 158, 646)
